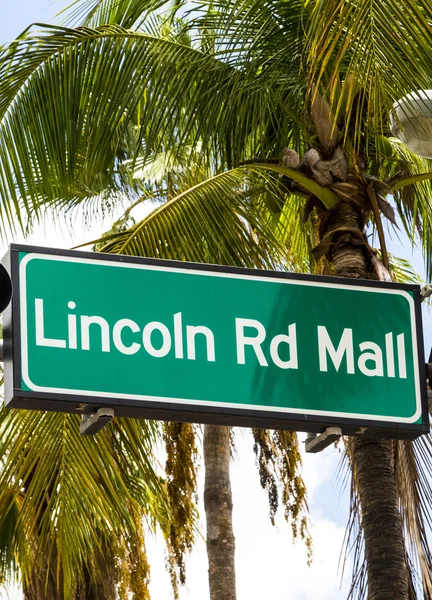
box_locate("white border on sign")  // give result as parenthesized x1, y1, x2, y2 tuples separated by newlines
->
(19, 253, 423, 424)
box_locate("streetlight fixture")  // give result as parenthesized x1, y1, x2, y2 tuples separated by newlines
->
(390, 90, 432, 158)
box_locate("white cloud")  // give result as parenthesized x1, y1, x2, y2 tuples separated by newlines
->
(147, 429, 351, 600)
(298, 432, 341, 500)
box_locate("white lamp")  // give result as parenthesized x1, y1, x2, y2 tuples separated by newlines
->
(390, 90, 432, 158)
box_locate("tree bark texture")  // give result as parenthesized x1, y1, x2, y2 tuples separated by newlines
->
(324, 201, 367, 279)
(23, 544, 116, 600)
(354, 437, 409, 599)
(325, 200, 410, 600)
(23, 559, 64, 600)
(204, 424, 236, 600)
(23, 577, 63, 600)
(24, 579, 114, 600)
(75, 562, 117, 600)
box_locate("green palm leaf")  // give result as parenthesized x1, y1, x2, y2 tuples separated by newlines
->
(0, 22, 295, 221)
(0, 407, 167, 596)
(63, 0, 168, 29)
(2, 0, 432, 597)
(384, 139, 432, 276)
(95, 167, 288, 267)
(306, 1, 432, 145)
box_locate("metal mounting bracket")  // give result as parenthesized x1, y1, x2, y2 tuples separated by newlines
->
(421, 284, 432, 302)
(80, 407, 114, 436)
(305, 427, 342, 453)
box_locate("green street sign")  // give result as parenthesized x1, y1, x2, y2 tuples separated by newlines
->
(3, 245, 429, 438)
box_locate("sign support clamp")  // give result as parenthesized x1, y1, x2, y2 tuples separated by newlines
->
(80, 408, 114, 436)
(305, 427, 342, 453)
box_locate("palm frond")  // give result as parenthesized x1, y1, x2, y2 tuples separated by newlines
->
(306, 1, 432, 148)
(388, 253, 422, 285)
(63, 0, 170, 29)
(0, 489, 21, 587)
(251, 163, 340, 209)
(0, 407, 167, 596)
(385, 139, 432, 277)
(0, 20, 302, 224)
(273, 195, 315, 273)
(96, 167, 292, 268)
(395, 436, 432, 598)
(2, 3, 432, 599)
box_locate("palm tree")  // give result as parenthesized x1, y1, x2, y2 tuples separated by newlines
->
(0, 406, 172, 599)
(91, 142, 311, 600)
(90, 139, 312, 599)
(0, 10, 310, 600)
(1, 0, 432, 598)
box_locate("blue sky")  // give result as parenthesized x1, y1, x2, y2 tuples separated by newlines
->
(0, 3, 430, 599)
(0, 1, 70, 43)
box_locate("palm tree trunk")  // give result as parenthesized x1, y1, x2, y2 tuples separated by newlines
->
(327, 202, 409, 599)
(76, 579, 116, 600)
(23, 581, 62, 600)
(22, 549, 64, 600)
(203, 424, 236, 600)
(354, 437, 409, 599)
(23, 543, 117, 600)
(24, 580, 115, 600)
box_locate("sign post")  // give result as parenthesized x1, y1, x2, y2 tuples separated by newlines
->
(3, 244, 429, 439)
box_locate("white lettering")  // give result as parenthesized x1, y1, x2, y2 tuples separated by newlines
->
(358, 341, 384, 377)
(174, 312, 184, 359)
(236, 318, 268, 366)
(67, 301, 77, 349)
(81, 315, 110, 352)
(397, 334, 407, 379)
(385, 333, 395, 378)
(318, 326, 354, 373)
(186, 325, 215, 361)
(35, 299, 66, 348)
(269, 324, 298, 369)
(142, 322, 171, 357)
(113, 319, 140, 355)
